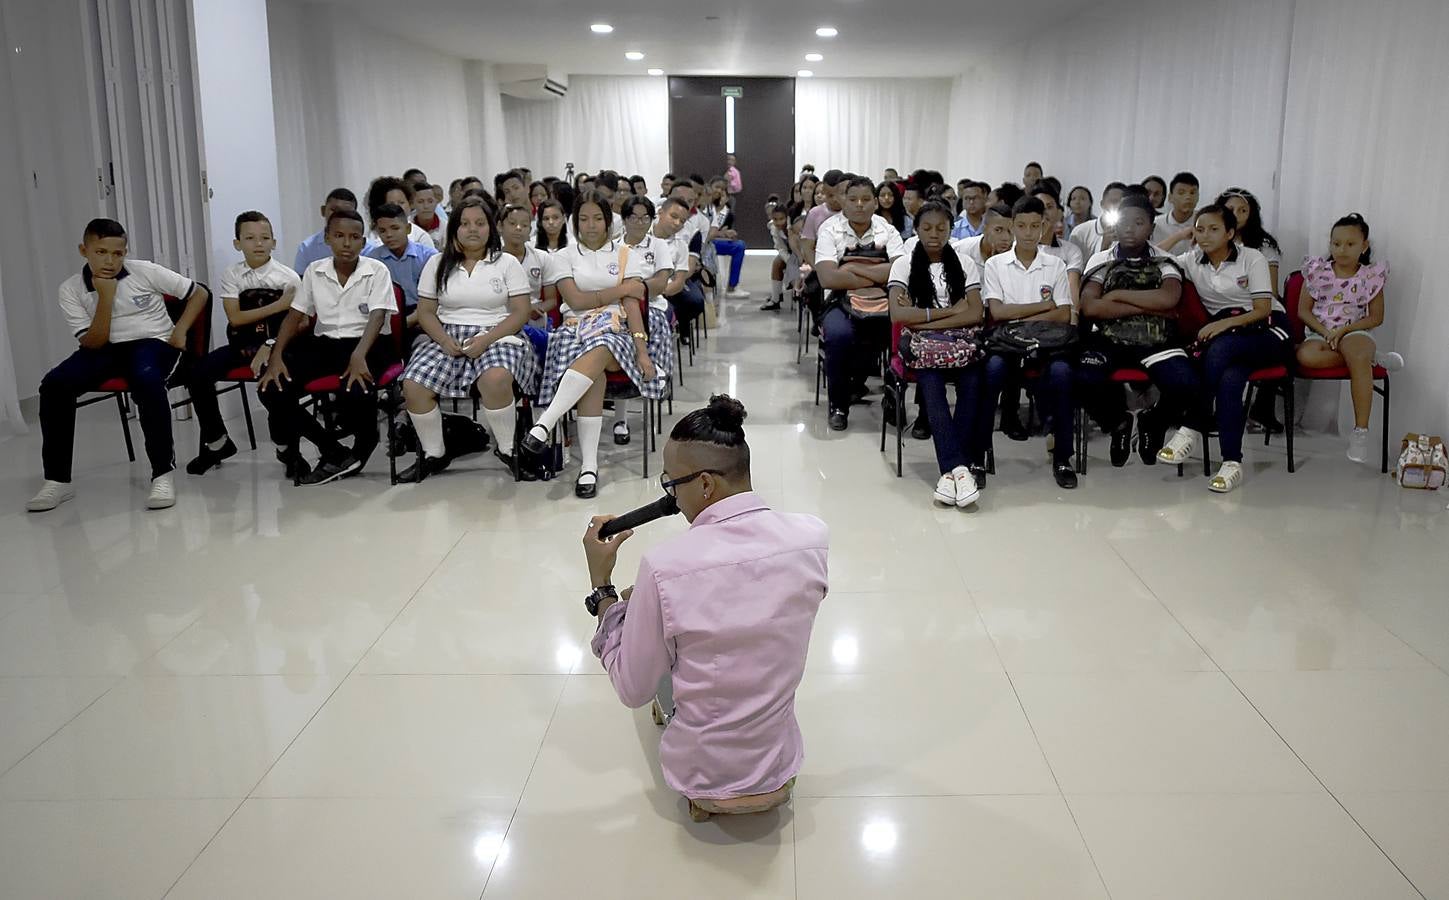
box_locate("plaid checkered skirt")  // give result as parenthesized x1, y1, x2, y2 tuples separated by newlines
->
(537, 306, 674, 404)
(401, 323, 541, 399)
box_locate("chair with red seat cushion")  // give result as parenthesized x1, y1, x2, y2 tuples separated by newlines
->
(74, 285, 212, 463)
(1284, 270, 1392, 473)
(1072, 366, 1151, 475)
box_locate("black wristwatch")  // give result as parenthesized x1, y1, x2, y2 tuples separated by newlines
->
(585, 584, 618, 617)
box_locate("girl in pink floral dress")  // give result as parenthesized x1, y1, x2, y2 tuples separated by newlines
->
(1295, 213, 1389, 464)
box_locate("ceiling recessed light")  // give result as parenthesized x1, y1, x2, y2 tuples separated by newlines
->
(590, 23, 613, 34)
(625, 50, 645, 61)
(815, 26, 838, 37)
(797, 69, 814, 78)
(647, 68, 664, 76)
(805, 52, 823, 62)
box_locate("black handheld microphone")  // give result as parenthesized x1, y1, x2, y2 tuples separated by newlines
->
(597, 494, 680, 540)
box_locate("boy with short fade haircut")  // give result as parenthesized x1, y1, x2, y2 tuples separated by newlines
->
(799, 168, 846, 264)
(365, 201, 438, 334)
(295, 187, 381, 273)
(411, 180, 447, 249)
(28, 218, 210, 511)
(259, 209, 398, 485)
(1153, 171, 1200, 252)
(185, 210, 301, 476)
(365, 175, 436, 250)
(493, 168, 530, 209)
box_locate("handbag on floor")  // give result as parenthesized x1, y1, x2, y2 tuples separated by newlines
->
(1395, 433, 1448, 489)
(900, 326, 985, 369)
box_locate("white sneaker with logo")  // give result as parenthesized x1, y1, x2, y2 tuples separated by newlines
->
(1209, 460, 1244, 493)
(1347, 427, 1371, 464)
(1157, 427, 1201, 465)
(26, 480, 75, 512)
(146, 472, 176, 510)
(951, 466, 980, 508)
(933, 474, 956, 506)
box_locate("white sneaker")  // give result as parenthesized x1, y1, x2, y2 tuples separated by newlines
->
(1375, 350, 1404, 372)
(725, 288, 751, 299)
(1157, 427, 1200, 465)
(1209, 460, 1244, 493)
(1347, 427, 1370, 464)
(146, 472, 176, 510)
(952, 466, 980, 508)
(933, 474, 956, 506)
(26, 480, 75, 512)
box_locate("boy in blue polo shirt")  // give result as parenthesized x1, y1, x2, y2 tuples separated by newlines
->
(365, 202, 437, 347)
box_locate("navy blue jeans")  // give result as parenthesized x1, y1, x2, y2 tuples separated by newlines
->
(1197, 327, 1288, 462)
(667, 278, 706, 329)
(40, 339, 180, 482)
(916, 366, 986, 473)
(712, 239, 746, 289)
(983, 353, 1074, 466)
(819, 306, 888, 414)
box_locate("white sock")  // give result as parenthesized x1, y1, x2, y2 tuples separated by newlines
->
(408, 406, 445, 458)
(482, 404, 515, 450)
(613, 404, 628, 431)
(535, 369, 595, 432)
(206, 436, 229, 451)
(771, 279, 783, 301)
(577, 416, 602, 478)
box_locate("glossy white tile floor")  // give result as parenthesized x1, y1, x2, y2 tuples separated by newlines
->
(2, 260, 1447, 898)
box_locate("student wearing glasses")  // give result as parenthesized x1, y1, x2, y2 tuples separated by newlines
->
(582, 396, 829, 822)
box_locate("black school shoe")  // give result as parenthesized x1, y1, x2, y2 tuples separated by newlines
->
(828, 410, 849, 432)
(575, 471, 598, 499)
(297, 453, 363, 486)
(395, 453, 451, 483)
(186, 437, 237, 475)
(276, 448, 312, 481)
(759, 299, 782, 311)
(1138, 412, 1166, 466)
(911, 415, 932, 441)
(1110, 419, 1133, 468)
(1000, 412, 1030, 442)
(1247, 392, 1284, 434)
(1053, 463, 1079, 489)
(494, 448, 541, 481)
(968, 463, 988, 488)
(520, 426, 550, 457)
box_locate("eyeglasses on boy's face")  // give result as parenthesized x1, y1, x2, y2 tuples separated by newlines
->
(659, 469, 724, 496)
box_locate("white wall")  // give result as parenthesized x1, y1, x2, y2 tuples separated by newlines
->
(795, 78, 953, 180)
(192, 0, 283, 294)
(501, 76, 670, 182)
(948, 0, 1447, 436)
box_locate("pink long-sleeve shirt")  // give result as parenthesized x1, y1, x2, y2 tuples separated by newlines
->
(591, 491, 830, 800)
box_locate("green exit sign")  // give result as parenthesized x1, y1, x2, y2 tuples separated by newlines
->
(721, 86, 743, 98)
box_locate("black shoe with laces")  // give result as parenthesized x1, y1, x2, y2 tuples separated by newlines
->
(1110, 419, 1133, 468)
(910, 415, 932, 441)
(276, 448, 311, 481)
(1000, 413, 1029, 442)
(828, 410, 848, 432)
(968, 464, 988, 488)
(297, 453, 363, 486)
(186, 437, 237, 476)
(1053, 463, 1079, 489)
(1138, 412, 1166, 466)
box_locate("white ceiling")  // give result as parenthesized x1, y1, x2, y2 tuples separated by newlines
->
(283, 0, 1087, 77)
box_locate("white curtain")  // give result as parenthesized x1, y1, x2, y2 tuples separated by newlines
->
(464, 61, 511, 179)
(795, 78, 952, 179)
(0, 257, 24, 435)
(501, 75, 670, 182)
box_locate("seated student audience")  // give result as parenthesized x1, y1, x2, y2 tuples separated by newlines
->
(535, 197, 571, 253)
(258, 209, 398, 485)
(1022, 161, 1043, 192)
(1070, 181, 1128, 260)
(1295, 213, 1389, 463)
(707, 176, 749, 298)
(365, 202, 439, 337)
(614, 195, 679, 444)
(956, 202, 1016, 271)
(529, 181, 549, 208)
(294, 188, 380, 273)
(937, 183, 959, 215)
(887, 201, 987, 507)
(186, 211, 300, 476)
(593, 171, 631, 241)
(629, 175, 650, 197)
(447, 179, 465, 214)
(980, 196, 1078, 489)
(494, 169, 531, 211)
(522, 191, 666, 499)
(899, 179, 924, 239)
(1077, 194, 1192, 467)
(951, 181, 988, 239)
(28, 218, 210, 512)
(876, 180, 905, 234)
(403, 167, 428, 185)
(814, 175, 906, 432)
(498, 200, 554, 358)
(398, 197, 540, 482)
(1142, 175, 1168, 213)
(800, 169, 846, 265)
(657, 172, 676, 204)
(883, 167, 900, 183)
(1031, 183, 1085, 311)
(762, 204, 795, 311)
(656, 196, 706, 335)
(365, 176, 436, 250)
(1064, 184, 1095, 232)
(411, 181, 448, 250)
(1157, 204, 1290, 493)
(990, 182, 1025, 211)
(1153, 172, 1200, 251)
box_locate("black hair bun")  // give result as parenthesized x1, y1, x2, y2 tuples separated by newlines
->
(706, 394, 747, 432)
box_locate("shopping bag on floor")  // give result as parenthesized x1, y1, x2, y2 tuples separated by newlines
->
(1395, 433, 1448, 489)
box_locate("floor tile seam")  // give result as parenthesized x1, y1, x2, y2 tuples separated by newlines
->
(0, 674, 124, 781)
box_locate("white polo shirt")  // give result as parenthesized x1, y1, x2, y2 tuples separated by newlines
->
(1039, 238, 1085, 275)
(294, 256, 397, 338)
(418, 252, 529, 329)
(1174, 245, 1280, 315)
(216, 257, 300, 301)
(886, 248, 982, 308)
(982, 249, 1073, 308)
(409, 221, 436, 250)
(544, 239, 646, 314)
(58, 259, 194, 343)
(899, 235, 985, 279)
(1084, 246, 1183, 287)
(1152, 209, 1196, 250)
(814, 214, 905, 264)
(955, 234, 991, 269)
(502, 244, 549, 307)
(625, 233, 676, 311)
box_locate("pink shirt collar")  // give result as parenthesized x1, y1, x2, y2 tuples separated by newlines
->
(688, 491, 767, 529)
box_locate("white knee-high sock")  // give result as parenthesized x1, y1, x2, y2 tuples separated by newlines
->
(613, 402, 628, 430)
(408, 406, 445, 458)
(482, 403, 515, 450)
(771, 279, 783, 301)
(535, 369, 594, 432)
(577, 416, 603, 477)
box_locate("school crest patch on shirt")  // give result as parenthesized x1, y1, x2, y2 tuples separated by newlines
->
(607, 263, 620, 276)
(132, 292, 158, 310)
(1040, 285, 1054, 302)
(357, 301, 369, 315)
(645, 252, 655, 265)
(490, 277, 504, 293)
(529, 267, 542, 280)
(1236, 275, 1250, 288)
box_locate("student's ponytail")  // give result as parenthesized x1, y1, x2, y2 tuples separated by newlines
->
(1332, 213, 1373, 265)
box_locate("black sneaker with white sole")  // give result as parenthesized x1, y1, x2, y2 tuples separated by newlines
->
(297, 454, 363, 486)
